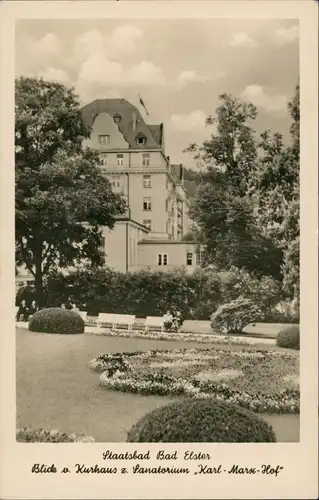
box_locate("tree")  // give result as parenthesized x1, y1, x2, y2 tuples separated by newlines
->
(15, 77, 126, 304)
(186, 93, 282, 279)
(253, 84, 300, 298)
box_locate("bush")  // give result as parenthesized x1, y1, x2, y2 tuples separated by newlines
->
(210, 298, 261, 334)
(16, 427, 95, 443)
(36, 266, 282, 320)
(126, 399, 277, 443)
(276, 325, 300, 350)
(217, 267, 282, 314)
(29, 307, 84, 334)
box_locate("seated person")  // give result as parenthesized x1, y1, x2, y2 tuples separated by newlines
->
(16, 300, 27, 321)
(174, 311, 183, 332)
(162, 310, 173, 332)
(29, 300, 38, 316)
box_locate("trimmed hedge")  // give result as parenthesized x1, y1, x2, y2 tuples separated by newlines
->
(30, 266, 287, 321)
(126, 399, 277, 443)
(16, 427, 95, 443)
(29, 307, 84, 334)
(276, 325, 300, 350)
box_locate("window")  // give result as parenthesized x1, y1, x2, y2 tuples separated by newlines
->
(136, 134, 146, 146)
(165, 199, 168, 212)
(196, 248, 206, 266)
(117, 154, 124, 167)
(113, 113, 122, 124)
(143, 219, 152, 231)
(100, 153, 108, 167)
(186, 252, 193, 266)
(143, 197, 152, 211)
(158, 253, 168, 266)
(142, 153, 150, 167)
(98, 135, 110, 145)
(111, 175, 121, 189)
(143, 175, 152, 188)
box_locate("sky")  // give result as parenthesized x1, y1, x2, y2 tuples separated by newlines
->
(15, 19, 299, 167)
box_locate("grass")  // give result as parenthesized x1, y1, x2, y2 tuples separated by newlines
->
(16, 328, 300, 442)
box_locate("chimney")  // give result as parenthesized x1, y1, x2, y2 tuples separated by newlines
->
(180, 163, 184, 182)
(132, 112, 137, 131)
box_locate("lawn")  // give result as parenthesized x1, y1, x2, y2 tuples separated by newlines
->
(16, 328, 300, 442)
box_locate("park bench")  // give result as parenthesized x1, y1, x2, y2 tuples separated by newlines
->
(78, 311, 87, 322)
(97, 313, 136, 331)
(144, 316, 164, 333)
(132, 318, 145, 331)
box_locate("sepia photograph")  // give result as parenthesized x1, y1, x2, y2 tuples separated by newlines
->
(0, 0, 318, 498)
(14, 16, 302, 445)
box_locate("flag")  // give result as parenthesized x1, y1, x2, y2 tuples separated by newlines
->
(138, 94, 149, 116)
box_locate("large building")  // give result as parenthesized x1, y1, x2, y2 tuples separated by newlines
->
(81, 98, 203, 273)
(16, 98, 203, 286)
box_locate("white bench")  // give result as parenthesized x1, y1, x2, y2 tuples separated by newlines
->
(78, 311, 87, 322)
(97, 313, 136, 331)
(144, 316, 163, 333)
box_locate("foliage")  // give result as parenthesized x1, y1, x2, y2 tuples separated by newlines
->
(29, 307, 85, 334)
(185, 86, 299, 289)
(42, 267, 200, 318)
(276, 325, 300, 350)
(217, 266, 282, 314)
(15, 77, 126, 304)
(16, 427, 95, 442)
(26, 265, 285, 321)
(94, 347, 299, 414)
(186, 94, 283, 279)
(253, 85, 300, 299)
(126, 399, 277, 442)
(183, 167, 202, 198)
(210, 298, 262, 334)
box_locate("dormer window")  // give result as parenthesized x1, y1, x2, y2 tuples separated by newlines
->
(98, 135, 110, 145)
(113, 113, 122, 124)
(136, 134, 146, 146)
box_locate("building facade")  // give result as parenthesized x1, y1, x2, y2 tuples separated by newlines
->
(16, 98, 202, 285)
(81, 98, 201, 273)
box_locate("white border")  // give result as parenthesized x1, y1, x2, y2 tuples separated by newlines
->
(0, 2, 318, 499)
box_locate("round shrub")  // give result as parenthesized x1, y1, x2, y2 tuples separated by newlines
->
(276, 325, 300, 350)
(210, 297, 261, 334)
(28, 307, 85, 334)
(126, 399, 277, 443)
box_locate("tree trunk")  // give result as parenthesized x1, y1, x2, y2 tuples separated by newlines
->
(34, 252, 44, 308)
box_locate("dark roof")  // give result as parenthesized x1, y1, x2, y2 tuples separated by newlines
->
(171, 164, 184, 183)
(149, 124, 163, 145)
(81, 99, 163, 149)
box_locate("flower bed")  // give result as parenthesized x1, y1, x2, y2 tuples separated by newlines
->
(89, 328, 259, 346)
(16, 427, 95, 443)
(90, 348, 299, 414)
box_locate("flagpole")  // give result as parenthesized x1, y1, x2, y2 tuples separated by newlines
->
(138, 93, 149, 117)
